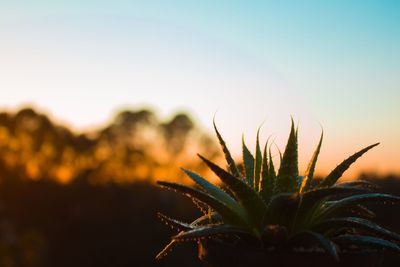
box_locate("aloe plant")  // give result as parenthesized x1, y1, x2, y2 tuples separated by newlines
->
(156, 120, 400, 262)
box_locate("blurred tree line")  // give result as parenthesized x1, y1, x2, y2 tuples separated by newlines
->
(0, 107, 399, 266)
(0, 107, 219, 183)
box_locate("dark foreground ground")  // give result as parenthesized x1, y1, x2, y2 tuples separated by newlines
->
(0, 174, 399, 267)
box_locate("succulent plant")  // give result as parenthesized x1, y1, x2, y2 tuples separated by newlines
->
(156, 120, 400, 262)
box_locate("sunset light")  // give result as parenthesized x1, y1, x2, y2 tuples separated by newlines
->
(0, 1, 399, 266)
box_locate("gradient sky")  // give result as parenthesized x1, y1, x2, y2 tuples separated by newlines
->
(1, 1, 399, 177)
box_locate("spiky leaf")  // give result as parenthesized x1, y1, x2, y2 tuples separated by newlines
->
(157, 212, 193, 232)
(173, 225, 252, 242)
(333, 235, 400, 252)
(254, 129, 262, 191)
(318, 193, 400, 220)
(191, 199, 209, 215)
(334, 180, 379, 191)
(213, 120, 240, 177)
(260, 141, 275, 204)
(302, 186, 369, 204)
(268, 148, 277, 194)
(198, 155, 267, 234)
(349, 205, 376, 219)
(181, 168, 244, 217)
(315, 217, 400, 241)
(260, 142, 269, 190)
(157, 181, 248, 226)
(191, 212, 222, 227)
(242, 136, 255, 186)
(318, 143, 379, 188)
(156, 212, 221, 260)
(155, 240, 178, 260)
(300, 131, 323, 193)
(275, 120, 299, 193)
(293, 186, 370, 230)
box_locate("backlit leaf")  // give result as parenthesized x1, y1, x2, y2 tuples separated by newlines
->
(300, 131, 323, 193)
(334, 180, 379, 191)
(254, 128, 262, 191)
(333, 235, 400, 252)
(315, 217, 400, 241)
(268, 148, 277, 194)
(155, 240, 178, 260)
(213, 120, 240, 177)
(275, 119, 299, 193)
(260, 140, 275, 204)
(157, 212, 193, 232)
(157, 181, 248, 226)
(318, 143, 380, 188)
(242, 136, 255, 186)
(198, 155, 267, 234)
(173, 225, 252, 242)
(318, 193, 400, 220)
(181, 168, 244, 217)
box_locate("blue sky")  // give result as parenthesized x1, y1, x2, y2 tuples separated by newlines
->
(1, 1, 399, 176)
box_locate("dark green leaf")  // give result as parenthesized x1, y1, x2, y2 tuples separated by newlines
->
(315, 217, 400, 241)
(268, 148, 277, 194)
(293, 186, 369, 230)
(198, 155, 267, 235)
(181, 168, 244, 216)
(191, 212, 222, 226)
(334, 180, 379, 191)
(300, 131, 323, 193)
(242, 136, 255, 186)
(349, 205, 376, 219)
(213, 120, 240, 177)
(157, 181, 248, 226)
(302, 186, 369, 204)
(157, 212, 193, 232)
(276, 119, 299, 193)
(260, 141, 269, 190)
(333, 235, 400, 252)
(318, 193, 400, 220)
(254, 128, 262, 191)
(173, 225, 252, 242)
(318, 143, 380, 188)
(260, 140, 275, 204)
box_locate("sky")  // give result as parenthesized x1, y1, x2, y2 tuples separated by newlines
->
(1, 0, 399, 177)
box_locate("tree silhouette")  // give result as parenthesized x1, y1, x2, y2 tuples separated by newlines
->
(0, 107, 218, 183)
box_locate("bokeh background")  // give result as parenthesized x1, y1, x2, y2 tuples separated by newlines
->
(0, 1, 399, 266)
